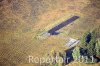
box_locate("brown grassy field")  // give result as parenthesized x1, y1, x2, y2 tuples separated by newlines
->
(0, 0, 100, 66)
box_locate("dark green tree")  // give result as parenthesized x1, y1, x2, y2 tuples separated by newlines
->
(80, 31, 90, 48)
(79, 30, 98, 63)
(86, 31, 96, 56)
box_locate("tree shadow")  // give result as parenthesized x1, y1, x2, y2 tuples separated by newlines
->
(64, 47, 74, 65)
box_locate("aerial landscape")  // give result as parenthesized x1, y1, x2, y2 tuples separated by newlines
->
(0, 0, 100, 66)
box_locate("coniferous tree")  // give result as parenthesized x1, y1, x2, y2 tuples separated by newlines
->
(87, 31, 96, 56)
(72, 47, 80, 60)
(80, 31, 90, 48)
(96, 39, 100, 57)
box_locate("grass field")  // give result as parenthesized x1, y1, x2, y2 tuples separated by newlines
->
(0, 0, 100, 66)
